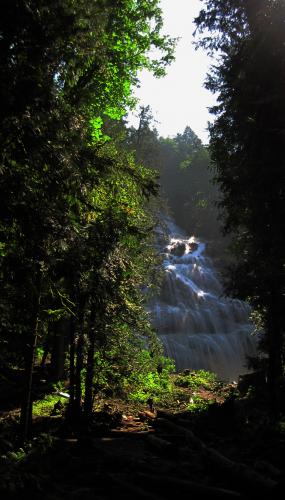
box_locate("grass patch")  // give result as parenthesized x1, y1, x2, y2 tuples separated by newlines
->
(33, 393, 68, 417)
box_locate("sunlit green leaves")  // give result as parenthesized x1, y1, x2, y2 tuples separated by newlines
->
(0, 0, 176, 419)
(90, 116, 104, 142)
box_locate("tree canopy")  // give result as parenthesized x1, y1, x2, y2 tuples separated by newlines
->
(126, 112, 220, 240)
(0, 0, 175, 439)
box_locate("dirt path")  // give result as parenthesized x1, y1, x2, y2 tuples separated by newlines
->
(25, 407, 282, 500)
(1, 376, 284, 499)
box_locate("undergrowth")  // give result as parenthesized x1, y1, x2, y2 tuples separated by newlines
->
(174, 369, 218, 391)
(33, 393, 68, 417)
(124, 351, 175, 404)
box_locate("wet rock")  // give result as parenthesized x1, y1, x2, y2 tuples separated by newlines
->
(237, 370, 267, 396)
(189, 242, 198, 253)
(170, 242, 186, 256)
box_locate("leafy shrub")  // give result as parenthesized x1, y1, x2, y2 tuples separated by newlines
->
(174, 369, 218, 391)
(124, 350, 175, 403)
(187, 394, 215, 413)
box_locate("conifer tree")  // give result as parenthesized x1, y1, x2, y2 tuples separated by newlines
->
(0, 0, 175, 438)
(195, 0, 285, 412)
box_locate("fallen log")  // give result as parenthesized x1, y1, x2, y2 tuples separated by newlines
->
(108, 473, 163, 500)
(135, 472, 242, 499)
(155, 417, 204, 449)
(155, 417, 278, 494)
(145, 434, 175, 455)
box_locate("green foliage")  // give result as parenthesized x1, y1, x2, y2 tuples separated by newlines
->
(92, 352, 116, 393)
(195, 0, 285, 408)
(126, 119, 221, 239)
(175, 370, 218, 391)
(30, 433, 55, 453)
(157, 128, 220, 238)
(124, 350, 175, 403)
(33, 394, 68, 417)
(0, 0, 176, 431)
(35, 347, 44, 364)
(187, 395, 214, 413)
(0, 433, 54, 496)
(4, 448, 26, 464)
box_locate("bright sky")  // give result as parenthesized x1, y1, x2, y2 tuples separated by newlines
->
(127, 0, 215, 144)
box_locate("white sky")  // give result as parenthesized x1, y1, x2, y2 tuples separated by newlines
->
(127, 0, 215, 144)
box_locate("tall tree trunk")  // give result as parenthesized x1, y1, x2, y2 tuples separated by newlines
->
(67, 317, 76, 418)
(84, 304, 96, 418)
(266, 286, 284, 416)
(267, 313, 283, 417)
(74, 295, 86, 418)
(244, 0, 267, 29)
(20, 269, 42, 442)
(50, 319, 69, 381)
(40, 342, 50, 371)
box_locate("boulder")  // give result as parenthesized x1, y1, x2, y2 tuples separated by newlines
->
(189, 242, 198, 253)
(170, 242, 186, 256)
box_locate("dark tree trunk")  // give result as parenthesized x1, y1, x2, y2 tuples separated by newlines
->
(267, 313, 283, 416)
(84, 304, 96, 417)
(68, 317, 76, 416)
(20, 270, 42, 442)
(50, 319, 69, 381)
(244, 0, 267, 28)
(74, 295, 86, 418)
(40, 343, 50, 371)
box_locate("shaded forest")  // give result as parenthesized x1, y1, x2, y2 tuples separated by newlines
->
(0, 0, 176, 442)
(127, 107, 221, 240)
(0, 1, 285, 498)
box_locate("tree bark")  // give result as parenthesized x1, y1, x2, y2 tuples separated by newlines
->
(74, 294, 86, 418)
(267, 308, 283, 416)
(20, 268, 42, 442)
(67, 317, 76, 417)
(84, 304, 96, 418)
(50, 319, 69, 381)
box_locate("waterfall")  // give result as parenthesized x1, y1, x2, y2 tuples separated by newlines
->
(148, 217, 257, 381)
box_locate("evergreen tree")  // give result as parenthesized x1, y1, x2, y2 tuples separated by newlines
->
(195, 0, 285, 412)
(158, 127, 219, 238)
(126, 115, 220, 239)
(0, 0, 174, 438)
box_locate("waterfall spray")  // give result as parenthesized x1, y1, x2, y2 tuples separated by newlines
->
(148, 218, 257, 381)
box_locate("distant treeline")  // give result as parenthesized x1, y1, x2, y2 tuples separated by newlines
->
(126, 106, 221, 240)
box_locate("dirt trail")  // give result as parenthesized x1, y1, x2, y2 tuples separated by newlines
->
(28, 406, 283, 500)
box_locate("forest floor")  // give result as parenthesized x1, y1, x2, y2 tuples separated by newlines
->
(1, 371, 285, 499)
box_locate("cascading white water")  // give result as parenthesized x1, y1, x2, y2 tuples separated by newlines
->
(148, 218, 257, 381)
